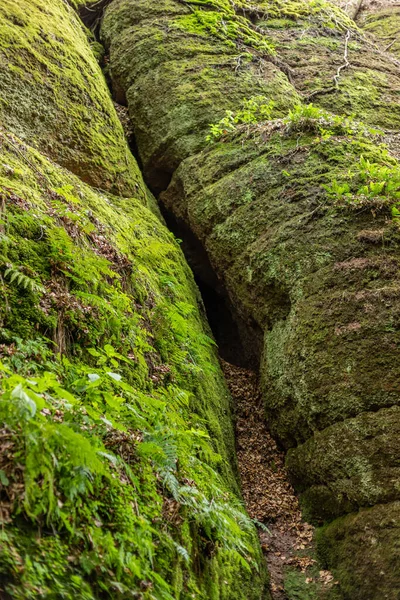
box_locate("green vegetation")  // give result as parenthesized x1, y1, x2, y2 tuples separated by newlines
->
(0, 358, 255, 599)
(0, 0, 149, 202)
(325, 156, 400, 216)
(179, 0, 355, 31)
(360, 7, 400, 58)
(206, 97, 276, 141)
(207, 101, 382, 143)
(173, 9, 276, 53)
(4, 0, 400, 597)
(0, 0, 269, 596)
(0, 129, 267, 598)
(208, 102, 400, 223)
(101, 0, 400, 597)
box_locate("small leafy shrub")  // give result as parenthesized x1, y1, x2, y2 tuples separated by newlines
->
(206, 97, 276, 141)
(324, 156, 400, 217)
(207, 102, 381, 143)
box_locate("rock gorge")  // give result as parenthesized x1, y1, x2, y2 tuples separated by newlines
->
(0, 0, 400, 599)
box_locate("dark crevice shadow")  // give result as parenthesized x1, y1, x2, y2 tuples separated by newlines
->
(79, 0, 113, 36)
(161, 206, 263, 368)
(97, 27, 262, 368)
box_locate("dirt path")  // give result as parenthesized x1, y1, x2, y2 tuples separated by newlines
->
(221, 361, 336, 599)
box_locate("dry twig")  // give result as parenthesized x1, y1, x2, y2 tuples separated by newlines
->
(334, 29, 351, 88)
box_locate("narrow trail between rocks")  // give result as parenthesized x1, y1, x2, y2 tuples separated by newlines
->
(221, 361, 335, 600)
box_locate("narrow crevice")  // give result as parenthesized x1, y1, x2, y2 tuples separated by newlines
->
(110, 95, 264, 362)
(148, 184, 334, 599)
(222, 361, 337, 600)
(160, 205, 262, 368)
(100, 36, 330, 599)
(79, 0, 113, 36)
(146, 168, 173, 197)
(96, 24, 260, 366)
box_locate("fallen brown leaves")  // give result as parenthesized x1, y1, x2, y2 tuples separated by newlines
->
(221, 361, 336, 600)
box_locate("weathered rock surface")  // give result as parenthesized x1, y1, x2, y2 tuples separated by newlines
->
(358, 0, 400, 59)
(0, 1, 269, 598)
(101, 0, 400, 596)
(0, 0, 148, 199)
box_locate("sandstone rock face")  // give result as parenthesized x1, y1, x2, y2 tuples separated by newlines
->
(102, 1, 400, 596)
(0, 0, 148, 199)
(0, 1, 269, 598)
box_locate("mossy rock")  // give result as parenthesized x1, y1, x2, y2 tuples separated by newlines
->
(0, 127, 269, 599)
(0, 0, 149, 201)
(317, 502, 400, 600)
(360, 7, 400, 59)
(287, 406, 400, 522)
(100, 1, 400, 596)
(101, 0, 301, 188)
(0, 1, 270, 597)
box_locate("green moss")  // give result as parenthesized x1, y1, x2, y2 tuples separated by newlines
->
(0, 124, 269, 598)
(316, 502, 400, 599)
(6, 0, 400, 596)
(0, 0, 149, 201)
(242, 6, 400, 129)
(182, 0, 354, 30)
(172, 9, 275, 53)
(287, 406, 400, 522)
(360, 8, 400, 58)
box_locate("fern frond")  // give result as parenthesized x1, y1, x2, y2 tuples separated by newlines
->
(3, 264, 45, 294)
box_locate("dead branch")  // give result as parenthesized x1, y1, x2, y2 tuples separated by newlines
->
(351, 0, 364, 21)
(385, 36, 400, 52)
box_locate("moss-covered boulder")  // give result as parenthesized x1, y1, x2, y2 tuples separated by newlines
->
(317, 502, 400, 600)
(101, 0, 400, 596)
(102, 0, 400, 181)
(100, 0, 301, 189)
(0, 130, 269, 599)
(0, 0, 148, 199)
(287, 406, 400, 521)
(0, 1, 269, 598)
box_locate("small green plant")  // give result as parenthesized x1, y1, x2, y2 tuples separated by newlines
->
(283, 104, 381, 140)
(206, 97, 275, 141)
(324, 156, 400, 216)
(0, 347, 258, 597)
(3, 262, 45, 294)
(207, 101, 381, 143)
